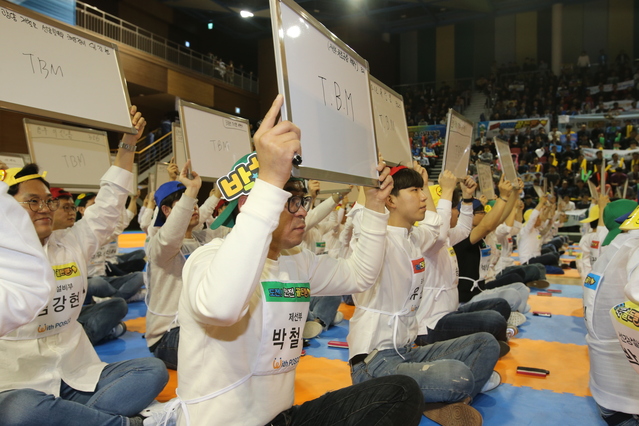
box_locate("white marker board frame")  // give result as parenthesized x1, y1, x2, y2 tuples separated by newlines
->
(495, 138, 519, 187)
(23, 118, 111, 190)
(172, 123, 188, 170)
(178, 100, 252, 181)
(155, 162, 171, 190)
(442, 109, 472, 179)
(476, 162, 495, 199)
(0, 153, 27, 169)
(270, 0, 379, 187)
(369, 76, 412, 167)
(0, 1, 135, 134)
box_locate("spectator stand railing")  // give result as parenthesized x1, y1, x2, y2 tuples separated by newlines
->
(136, 131, 173, 176)
(75, 1, 258, 93)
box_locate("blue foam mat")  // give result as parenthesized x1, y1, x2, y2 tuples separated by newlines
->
(418, 384, 605, 425)
(517, 313, 586, 345)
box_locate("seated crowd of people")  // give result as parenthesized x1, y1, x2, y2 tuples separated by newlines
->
(2, 95, 639, 426)
(480, 50, 639, 123)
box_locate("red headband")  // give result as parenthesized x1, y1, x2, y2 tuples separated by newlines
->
(389, 165, 408, 176)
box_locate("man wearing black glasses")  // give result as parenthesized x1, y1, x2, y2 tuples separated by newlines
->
(51, 187, 129, 347)
(163, 95, 424, 426)
(0, 107, 169, 426)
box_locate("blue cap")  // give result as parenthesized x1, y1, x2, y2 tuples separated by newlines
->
(153, 181, 186, 227)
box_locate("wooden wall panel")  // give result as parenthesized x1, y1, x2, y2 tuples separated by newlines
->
(119, 50, 168, 93)
(167, 70, 214, 107)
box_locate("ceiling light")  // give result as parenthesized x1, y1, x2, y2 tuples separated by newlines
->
(240, 10, 254, 18)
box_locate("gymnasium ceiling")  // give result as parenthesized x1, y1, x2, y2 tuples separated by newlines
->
(158, 0, 592, 39)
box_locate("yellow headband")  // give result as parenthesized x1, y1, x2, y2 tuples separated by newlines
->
(0, 168, 48, 187)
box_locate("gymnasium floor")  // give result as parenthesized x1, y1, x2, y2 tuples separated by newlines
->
(98, 232, 605, 425)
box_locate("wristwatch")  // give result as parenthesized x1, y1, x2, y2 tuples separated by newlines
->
(118, 141, 137, 152)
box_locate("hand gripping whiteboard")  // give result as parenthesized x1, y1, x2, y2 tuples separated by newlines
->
(270, 0, 379, 187)
(369, 76, 412, 167)
(0, 1, 134, 134)
(442, 109, 473, 179)
(178, 100, 252, 180)
(172, 123, 188, 169)
(24, 119, 111, 189)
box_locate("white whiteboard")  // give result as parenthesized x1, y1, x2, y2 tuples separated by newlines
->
(178, 100, 252, 180)
(0, 1, 134, 133)
(495, 138, 518, 186)
(476, 162, 495, 199)
(369, 76, 412, 166)
(442, 109, 473, 178)
(0, 153, 27, 169)
(155, 162, 171, 190)
(24, 119, 111, 189)
(172, 123, 188, 169)
(270, 0, 379, 187)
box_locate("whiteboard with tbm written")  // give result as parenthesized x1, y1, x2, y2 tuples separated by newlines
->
(270, 0, 379, 187)
(24, 119, 111, 189)
(369, 76, 412, 166)
(442, 109, 473, 178)
(0, 1, 134, 133)
(178, 100, 252, 180)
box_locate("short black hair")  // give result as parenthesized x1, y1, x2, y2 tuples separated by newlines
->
(7, 163, 50, 196)
(390, 168, 424, 196)
(157, 189, 186, 225)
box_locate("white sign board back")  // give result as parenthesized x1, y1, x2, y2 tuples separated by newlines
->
(442, 109, 472, 179)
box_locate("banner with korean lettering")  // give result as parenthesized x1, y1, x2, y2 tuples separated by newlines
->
(477, 117, 551, 138)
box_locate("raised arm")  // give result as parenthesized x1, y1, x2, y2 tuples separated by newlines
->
(469, 175, 515, 244)
(182, 95, 301, 325)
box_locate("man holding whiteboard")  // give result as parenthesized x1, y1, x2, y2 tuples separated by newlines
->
(0, 107, 169, 426)
(173, 95, 423, 426)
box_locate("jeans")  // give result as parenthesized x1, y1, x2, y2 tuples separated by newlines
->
(498, 263, 546, 282)
(351, 332, 499, 403)
(416, 298, 510, 345)
(597, 403, 639, 426)
(88, 272, 145, 301)
(152, 327, 180, 370)
(527, 251, 560, 266)
(116, 250, 146, 264)
(469, 283, 530, 313)
(0, 358, 168, 426)
(78, 298, 128, 345)
(307, 296, 342, 329)
(266, 375, 423, 426)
